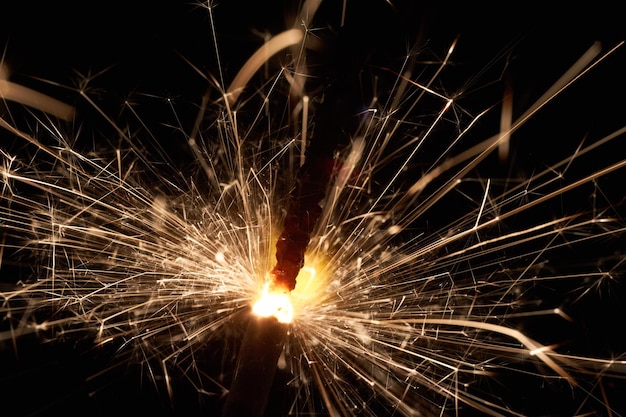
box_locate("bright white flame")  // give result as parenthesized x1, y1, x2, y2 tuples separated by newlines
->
(252, 282, 293, 323)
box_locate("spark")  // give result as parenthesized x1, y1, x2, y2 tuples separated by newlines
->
(1, 2, 626, 417)
(226, 28, 304, 107)
(0, 65, 75, 121)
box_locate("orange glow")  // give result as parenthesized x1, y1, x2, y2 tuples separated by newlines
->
(253, 253, 329, 323)
(252, 282, 293, 323)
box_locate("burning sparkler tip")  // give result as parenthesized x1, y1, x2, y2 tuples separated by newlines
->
(253, 279, 294, 324)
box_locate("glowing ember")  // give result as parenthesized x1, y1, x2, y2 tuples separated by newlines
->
(253, 258, 327, 323)
(252, 282, 294, 323)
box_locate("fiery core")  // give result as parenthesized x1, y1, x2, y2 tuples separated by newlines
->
(1, 1, 626, 416)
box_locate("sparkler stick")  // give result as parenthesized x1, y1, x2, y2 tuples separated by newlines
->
(223, 3, 362, 412)
(221, 6, 333, 410)
(221, 315, 287, 417)
(223, 104, 355, 415)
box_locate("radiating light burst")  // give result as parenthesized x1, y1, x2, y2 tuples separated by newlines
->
(2, 1, 626, 416)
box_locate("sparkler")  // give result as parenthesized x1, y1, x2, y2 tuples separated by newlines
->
(2, 1, 626, 416)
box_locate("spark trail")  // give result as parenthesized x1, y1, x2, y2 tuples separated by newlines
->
(1, 2, 626, 416)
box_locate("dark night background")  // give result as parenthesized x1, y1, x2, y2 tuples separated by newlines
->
(1, 1, 625, 416)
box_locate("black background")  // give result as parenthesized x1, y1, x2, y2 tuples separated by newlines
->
(1, 1, 625, 416)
